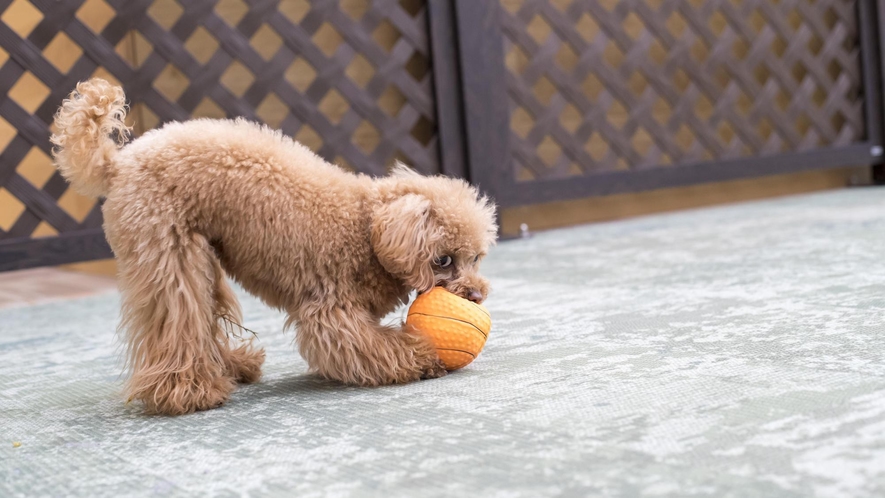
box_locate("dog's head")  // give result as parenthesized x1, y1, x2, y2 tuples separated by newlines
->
(372, 166, 497, 303)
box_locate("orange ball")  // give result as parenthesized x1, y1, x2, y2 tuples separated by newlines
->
(406, 287, 492, 370)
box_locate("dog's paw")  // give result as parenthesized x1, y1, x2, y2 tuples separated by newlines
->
(420, 357, 448, 380)
(133, 373, 236, 415)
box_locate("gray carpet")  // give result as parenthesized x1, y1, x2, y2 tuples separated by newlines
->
(3, 188, 885, 497)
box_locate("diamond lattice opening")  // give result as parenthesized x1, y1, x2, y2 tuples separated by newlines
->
(812, 86, 826, 107)
(511, 106, 534, 139)
(353, 120, 381, 154)
(216, 0, 248, 26)
(532, 76, 557, 106)
(831, 112, 846, 133)
(585, 132, 608, 162)
(653, 97, 672, 124)
(770, 36, 787, 58)
(77, 0, 115, 34)
(791, 62, 808, 83)
(0, 188, 25, 231)
(399, 0, 423, 17)
(3, 0, 43, 38)
(31, 221, 58, 238)
(628, 71, 648, 95)
(185, 26, 219, 65)
(372, 19, 401, 52)
(690, 38, 709, 63)
(192, 97, 226, 119)
(709, 10, 728, 36)
(502, 0, 525, 15)
(622, 12, 644, 40)
(666, 11, 687, 36)
(250, 24, 283, 61)
(318, 89, 349, 125)
(410, 115, 434, 146)
(9, 72, 50, 113)
(559, 103, 581, 133)
(17, 147, 55, 189)
(606, 99, 628, 129)
(694, 93, 713, 121)
(786, 9, 802, 31)
(675, 124, 695, 150)
(44, 32, 83, 73)
(526, 15, 552, 45)
(823, 7, 838, 30)
(732, 38, 749, 59)
(147, 0, 182, 30)
(132, 103, 160, 135)
(116, 30, 152, 68)
(604, 40, 624, 68)
(575, 13, 600, 43)
(505, 45, 529, 75)
(556, 43, 578, 72)
(551, 0, 571, 12)
(295, 125, 323, 151)
(807, 34, 823, 56)
(405, 51, 429, 81)
(221, 61, 255, 97)
(378, 85, 406, 116)
(284, 58, 317, 93)
(346, 54, 375, 88)
(0, 116, 16, 152)
(794, 114, 810, 136)
(718, 121, 737, 144)
(58, 188, 97, 223)
(280, 0, 310, 24)
(538, 136, 561, 167)
(341, 0, 370, 20)
(313, 22, 344, 57)
(631, 127, 653, 156)
(154, 64, 188, 102)
(748, 9, 765, 33)
(581, 73, 604, 100)
(256, 93, 288, 128)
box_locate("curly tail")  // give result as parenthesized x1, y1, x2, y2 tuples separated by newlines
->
(51, 78, 130, 198)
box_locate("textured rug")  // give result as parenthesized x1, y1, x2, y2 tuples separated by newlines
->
(2, 187, 885, 497)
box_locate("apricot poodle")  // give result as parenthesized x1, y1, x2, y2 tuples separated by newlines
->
(51, 78, 497, 415)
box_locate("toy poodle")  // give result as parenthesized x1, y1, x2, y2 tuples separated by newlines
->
(51, 78, 497, 415)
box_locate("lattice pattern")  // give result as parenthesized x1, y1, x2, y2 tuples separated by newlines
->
(0, 0, 436, 243)
(501, 0, 864, 181)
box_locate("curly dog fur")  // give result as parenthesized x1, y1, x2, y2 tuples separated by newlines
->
(51, 78, 497, 415)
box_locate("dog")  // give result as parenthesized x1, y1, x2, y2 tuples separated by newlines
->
(51, 78, 497, 415)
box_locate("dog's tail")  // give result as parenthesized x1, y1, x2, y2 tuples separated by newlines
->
(51, 78, 130, 198)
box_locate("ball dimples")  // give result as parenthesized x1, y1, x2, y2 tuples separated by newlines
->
(406, 287, 491, 370)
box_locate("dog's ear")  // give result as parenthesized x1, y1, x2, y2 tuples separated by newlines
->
(371, 194, 437, 291)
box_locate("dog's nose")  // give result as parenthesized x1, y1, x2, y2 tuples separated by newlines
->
(467, 290, 483, 303)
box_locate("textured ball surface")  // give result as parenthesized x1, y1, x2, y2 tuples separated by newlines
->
(406, 287, 491, 370)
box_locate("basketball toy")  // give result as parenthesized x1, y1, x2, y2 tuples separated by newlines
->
(406, 287, 492, 370)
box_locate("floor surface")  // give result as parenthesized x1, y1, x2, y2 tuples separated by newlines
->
(2, 188, 885, 497)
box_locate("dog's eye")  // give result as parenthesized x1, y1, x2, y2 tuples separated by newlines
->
(434, 255, 453, 268)
(473, 255, 480, 264)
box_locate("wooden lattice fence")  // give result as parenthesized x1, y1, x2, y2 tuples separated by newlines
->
(1, 0, 884, 270)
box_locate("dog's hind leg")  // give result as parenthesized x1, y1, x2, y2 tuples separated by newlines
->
(115, 228, 242, 415)
(294, 305, 446, 386)
(210, 257, 265, 384)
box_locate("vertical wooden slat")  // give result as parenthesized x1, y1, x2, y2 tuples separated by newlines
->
(427, 0, 467, 180)
(453, 0, 511, 205)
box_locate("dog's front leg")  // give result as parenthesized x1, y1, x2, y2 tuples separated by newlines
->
(293, 305, 446, 386)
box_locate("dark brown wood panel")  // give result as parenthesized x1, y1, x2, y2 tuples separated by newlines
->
(0, 0, 442, 271)
(489, 0, 880, 206)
